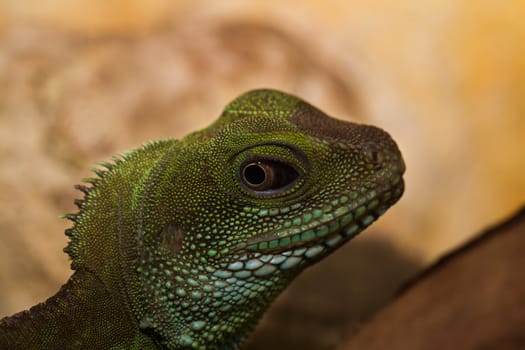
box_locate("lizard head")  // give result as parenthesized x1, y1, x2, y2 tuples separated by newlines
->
(211, 89, 405, 260)
(123, 89, 405, 348)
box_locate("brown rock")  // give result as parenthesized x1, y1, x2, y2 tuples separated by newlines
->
(339, 205, 525, 350)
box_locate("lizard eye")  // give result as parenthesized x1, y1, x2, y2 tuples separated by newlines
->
(241, 160, 299, 193)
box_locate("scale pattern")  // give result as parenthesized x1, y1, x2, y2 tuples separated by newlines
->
(0, 89, 405, 350)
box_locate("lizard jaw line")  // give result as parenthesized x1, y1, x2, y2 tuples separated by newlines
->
(218, 182, 404, 278)
(241, 180, 404, 256)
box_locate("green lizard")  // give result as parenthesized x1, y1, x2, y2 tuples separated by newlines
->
(0, 89, 405, 349)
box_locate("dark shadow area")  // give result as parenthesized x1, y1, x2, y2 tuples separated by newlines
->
(245, 232, 422, 350)
(340, 204, 525, 350)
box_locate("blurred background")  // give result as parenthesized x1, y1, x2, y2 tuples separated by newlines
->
(0, 1, 524, 349)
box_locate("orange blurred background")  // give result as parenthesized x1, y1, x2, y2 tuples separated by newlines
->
(0, 1, 524, 348)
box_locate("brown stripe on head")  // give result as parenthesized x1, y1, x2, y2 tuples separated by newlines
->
(289, 101, 401, 157)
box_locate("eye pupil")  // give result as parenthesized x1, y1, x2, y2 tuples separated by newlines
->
(243, 163, 267, 186)
(240, 160, 299, 194)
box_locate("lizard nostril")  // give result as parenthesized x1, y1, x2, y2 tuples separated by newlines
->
(363, 144, 385, 170)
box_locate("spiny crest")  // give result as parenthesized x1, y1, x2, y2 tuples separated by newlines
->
(61, 139, 174, 268)
(61, 154, 124, 267)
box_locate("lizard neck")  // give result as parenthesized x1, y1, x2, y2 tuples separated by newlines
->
(0, 269, 156, 349)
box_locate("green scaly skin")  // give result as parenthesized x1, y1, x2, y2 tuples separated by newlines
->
(0, 89, 405, 349)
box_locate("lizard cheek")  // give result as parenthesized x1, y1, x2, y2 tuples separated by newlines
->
(161, 222, 186, 256)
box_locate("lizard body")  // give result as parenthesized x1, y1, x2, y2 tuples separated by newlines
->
(0, 89, 405, 349)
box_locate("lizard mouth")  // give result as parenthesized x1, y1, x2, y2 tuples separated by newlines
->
(223, 178, 404, 276)
(247, 178, 403, 252)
